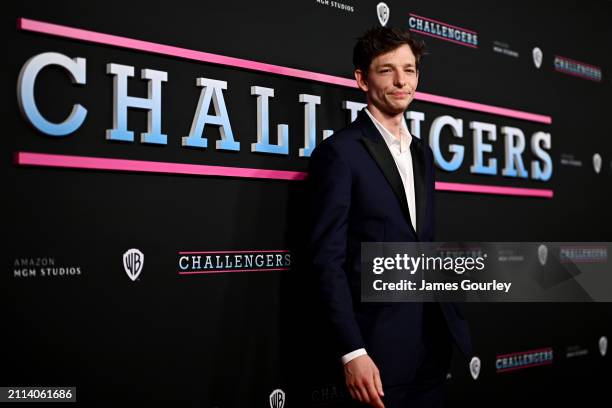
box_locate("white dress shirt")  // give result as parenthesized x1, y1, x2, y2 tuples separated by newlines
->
(341, 108, 418, 365)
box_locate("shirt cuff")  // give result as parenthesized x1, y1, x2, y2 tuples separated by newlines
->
(341, 348, 367, 365)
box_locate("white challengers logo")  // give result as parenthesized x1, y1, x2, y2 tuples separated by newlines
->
(593, 153, 602, 174)
(469, 356, 481, 380)
(123, 248, 144, 281)
(376, 2, 389, 26)
(269, 389, 285, 408)
(532, 47, 543, 68)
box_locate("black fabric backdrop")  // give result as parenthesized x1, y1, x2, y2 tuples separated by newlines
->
(4, 0, 611, 406)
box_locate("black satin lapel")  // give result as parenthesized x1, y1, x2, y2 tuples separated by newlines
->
(361, 137, 414, 233)
(410, 141, 428, 240)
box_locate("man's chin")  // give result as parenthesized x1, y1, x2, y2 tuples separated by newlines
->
(388, 101, 412, 114)
(374, 101, 411, 116)
(388, 105, 410, 115)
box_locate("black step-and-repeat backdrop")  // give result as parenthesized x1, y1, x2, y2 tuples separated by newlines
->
(5, 0, 611, 406)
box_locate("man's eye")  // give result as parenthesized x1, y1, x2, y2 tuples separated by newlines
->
(380, 69, 391, 73)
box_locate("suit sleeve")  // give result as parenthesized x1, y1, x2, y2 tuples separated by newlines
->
(308, 140, 365, 356)
(426, 143, 436, 242)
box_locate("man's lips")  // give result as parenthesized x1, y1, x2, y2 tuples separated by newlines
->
(390, 92, 410, 98)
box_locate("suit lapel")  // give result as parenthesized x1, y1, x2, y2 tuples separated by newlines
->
(357, 110, 420, 237)
(410, 140, 428, 240)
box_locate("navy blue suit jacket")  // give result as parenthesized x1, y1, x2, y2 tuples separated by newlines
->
(308, 109, 472, 386)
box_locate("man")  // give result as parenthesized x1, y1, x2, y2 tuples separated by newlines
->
(308, 27, 472, 407)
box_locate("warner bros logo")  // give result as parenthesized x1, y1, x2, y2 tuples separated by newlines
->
(469, 356, 481, 380)
(377, 2, 389, 26)
(123, 248, 144, 281)
(593, 153, 602, 174)
(532, 47, 543, 68)
(600, 336, 608, 357)
(269, 389, 285, 408)
(538, 244, 548, 266)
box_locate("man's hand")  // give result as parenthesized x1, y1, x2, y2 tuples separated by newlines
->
(344, 354, 385, 408)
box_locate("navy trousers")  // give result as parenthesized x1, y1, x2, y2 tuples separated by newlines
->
(346, 302, 453, 408)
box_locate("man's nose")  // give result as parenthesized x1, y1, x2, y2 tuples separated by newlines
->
(394, 72, 407, 87)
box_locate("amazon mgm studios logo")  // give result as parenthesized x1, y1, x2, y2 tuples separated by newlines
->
(314, 0, 355, 13)
(123, 248, 144, 282)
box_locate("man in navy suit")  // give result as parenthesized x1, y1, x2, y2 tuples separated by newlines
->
(308, 27, 472, 407)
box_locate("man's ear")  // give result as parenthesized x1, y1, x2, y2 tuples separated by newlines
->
(355, 69, 368, 92)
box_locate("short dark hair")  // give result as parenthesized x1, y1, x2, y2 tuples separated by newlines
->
(353, 27, 426, 75)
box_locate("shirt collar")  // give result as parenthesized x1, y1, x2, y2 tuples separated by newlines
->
(364, 108, 412, 153)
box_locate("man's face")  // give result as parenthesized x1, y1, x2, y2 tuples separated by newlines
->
(355, 44, 419, 116)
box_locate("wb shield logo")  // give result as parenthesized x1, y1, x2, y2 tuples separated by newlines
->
(593, 153, 602, 174)
(269, 389, 285, 408)
(538, 244, 548, 266)
(469, 356, 481, 380)
(376, 2, 389, 26)
(600, 336, 608, 357)
(532, 47, 543, 68)
(123, 249, 144, 281)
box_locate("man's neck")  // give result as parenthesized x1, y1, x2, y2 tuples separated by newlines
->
(367, 104, 404, 140)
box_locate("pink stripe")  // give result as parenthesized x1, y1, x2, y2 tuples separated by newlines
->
(17, 18, 356, 88)
(15, 152, 307, 181)
(178, 250, 290, 254)
(496, 361, 553, 373)
(435, 182, 554, 198)
(16, 152, 555, 198)
(496, 347, 553, 358)
(409, 29, 478, 49)
(416, 92, 551, 124)
(554, 55, 601, 70)
(409, 13, 478, 34)
(435, 247, 483, 250)
(178, 267, 289, 275)
(17, 17, 552, 124)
